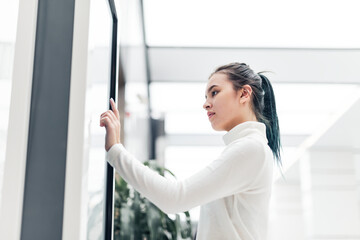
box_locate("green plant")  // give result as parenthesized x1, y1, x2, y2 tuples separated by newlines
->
(114, 160, 192, 240)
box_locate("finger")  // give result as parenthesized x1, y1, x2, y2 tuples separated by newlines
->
(100, 110, 110, 117)
(100, 116, 117, 130)
(110, 98, 116, 109)
(100, 117, 110, 127)
(101, 111, 115, 123)
(110, 98, 120, 119)
(108, 109, 117, 121)
(103, 110, 119, 124)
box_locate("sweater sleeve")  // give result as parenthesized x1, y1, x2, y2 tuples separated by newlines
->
(106, 138, 267, 214)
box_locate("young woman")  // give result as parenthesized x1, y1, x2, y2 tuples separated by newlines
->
(100, 62, 281, 240)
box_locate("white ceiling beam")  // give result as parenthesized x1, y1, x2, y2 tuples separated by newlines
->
(149, 48, 360, 84)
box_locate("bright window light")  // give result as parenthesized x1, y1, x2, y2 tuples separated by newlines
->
(0, 0, 19, 207)
(0, 0, 19, 43)
(144, 0, 360, 48)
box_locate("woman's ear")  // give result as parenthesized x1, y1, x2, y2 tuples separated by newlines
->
(239, 85, 252, 103)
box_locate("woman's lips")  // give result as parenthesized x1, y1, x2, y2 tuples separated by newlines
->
(208, 112, 215, 119)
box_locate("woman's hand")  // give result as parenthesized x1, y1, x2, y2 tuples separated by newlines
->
(100, 98, 121, 152)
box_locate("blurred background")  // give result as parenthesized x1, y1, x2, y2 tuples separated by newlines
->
(1, 0, 360, 239)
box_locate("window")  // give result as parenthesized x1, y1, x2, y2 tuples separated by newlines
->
(0, 0, 19, 206)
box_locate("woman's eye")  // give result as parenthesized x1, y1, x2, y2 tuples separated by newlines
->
(212, 91, 218, 96)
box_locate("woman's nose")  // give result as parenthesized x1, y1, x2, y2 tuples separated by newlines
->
(203, 100, 211, 110)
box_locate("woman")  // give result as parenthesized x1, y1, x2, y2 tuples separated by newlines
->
(100, 62, 281, 240)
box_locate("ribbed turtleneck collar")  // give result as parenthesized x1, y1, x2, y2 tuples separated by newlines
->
(222, 121, 267, 146)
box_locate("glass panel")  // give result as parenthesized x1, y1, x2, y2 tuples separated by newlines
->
(0, 0, 19, 206)
(113, 0, 151, 239)
(144, 0, 360, 48)
(119, 0, 150, 158)
(85, 0, 112, 239)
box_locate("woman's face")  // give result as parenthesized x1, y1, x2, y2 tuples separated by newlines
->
(203, 73, 246, 131)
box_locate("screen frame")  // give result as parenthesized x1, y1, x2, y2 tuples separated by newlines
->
(104, 0, 118, 239)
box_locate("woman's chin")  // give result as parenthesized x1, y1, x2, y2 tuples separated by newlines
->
(211, 122, 223, 131)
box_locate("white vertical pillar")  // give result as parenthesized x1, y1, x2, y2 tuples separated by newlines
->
(354, 153, 360, 233)
(0, 0, 38, 239)
(299, 151, 314, 238)
(268, 161, 306, 240)
(62, 0, 90, 239)
(300, 149, 360, 239)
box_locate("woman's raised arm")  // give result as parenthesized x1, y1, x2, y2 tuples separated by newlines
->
(106, 138, 268, 215)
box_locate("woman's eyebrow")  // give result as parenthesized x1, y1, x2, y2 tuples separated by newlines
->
(205, 85, 218, 99)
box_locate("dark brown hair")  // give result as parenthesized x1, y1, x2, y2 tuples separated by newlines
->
(210, 62, 282, 167)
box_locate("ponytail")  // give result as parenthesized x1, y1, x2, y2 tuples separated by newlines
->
(258, 73, 282, 168)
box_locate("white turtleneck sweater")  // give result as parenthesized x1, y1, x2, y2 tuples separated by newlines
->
(106, 121, 274, 240)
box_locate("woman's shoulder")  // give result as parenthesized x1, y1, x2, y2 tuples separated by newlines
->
(216, 137, 271, 180)
(221, 136, 267, 160)
(229, 135, 266, 150)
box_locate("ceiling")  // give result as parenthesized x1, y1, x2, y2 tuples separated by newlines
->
(143, 0, 360, 48)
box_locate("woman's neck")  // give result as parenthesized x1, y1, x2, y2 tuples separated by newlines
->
(225, 111, 258, 132)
